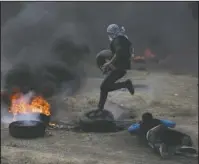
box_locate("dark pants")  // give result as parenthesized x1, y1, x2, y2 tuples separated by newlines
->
(98, 69, 127, 110)
(147, 125, 193, 147)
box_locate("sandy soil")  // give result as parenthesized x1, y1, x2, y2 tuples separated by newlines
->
(1, 70, 198, 164)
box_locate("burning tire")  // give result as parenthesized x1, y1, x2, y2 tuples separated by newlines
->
(9, 120, 46, 139)
(79, 110, 117, 132)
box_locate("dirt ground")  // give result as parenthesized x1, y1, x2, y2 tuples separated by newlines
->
(1, 70, 198, 164)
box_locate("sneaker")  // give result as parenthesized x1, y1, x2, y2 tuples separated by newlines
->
(125, 79, 135, 95)
(176, 146, 197, 154)
(175, 146, 198, 158)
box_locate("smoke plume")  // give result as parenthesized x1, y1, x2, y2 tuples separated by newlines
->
(1, 2, 198, 97)
(1, 2, 90, 100)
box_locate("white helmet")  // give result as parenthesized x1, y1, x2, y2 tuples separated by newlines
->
(107, 24, 127, 41)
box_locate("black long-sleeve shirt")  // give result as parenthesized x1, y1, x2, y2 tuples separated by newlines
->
(110, 36, 132, 70)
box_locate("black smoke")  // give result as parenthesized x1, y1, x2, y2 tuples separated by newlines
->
(3, 38, 90, 98)
(1, 2, 198, 93)
(1, 2, 92, 100)
(2, 2, 197, 55)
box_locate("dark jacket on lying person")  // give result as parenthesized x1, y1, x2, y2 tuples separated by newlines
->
(137, 113, 191, 146)
(137, 112, 162, 140)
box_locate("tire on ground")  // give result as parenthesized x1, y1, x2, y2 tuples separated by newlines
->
(96, 49, 113, 71)
(79, 109, 117, 132)
(9, 120, 46, 139)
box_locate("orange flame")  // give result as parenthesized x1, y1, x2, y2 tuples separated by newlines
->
(9, 92, 51, 119)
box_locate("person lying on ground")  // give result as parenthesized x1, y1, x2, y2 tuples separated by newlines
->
(129, 112, 197, 159)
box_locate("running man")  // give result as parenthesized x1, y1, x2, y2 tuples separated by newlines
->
(97, 24, 135, 112)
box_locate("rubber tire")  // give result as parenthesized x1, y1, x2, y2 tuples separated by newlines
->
(79, 110, 117, 133)
(9, 120, 46, 139)
(96, 49, 113, 71)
